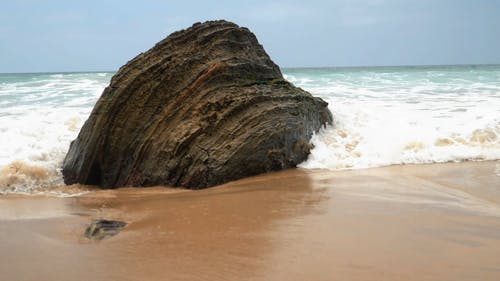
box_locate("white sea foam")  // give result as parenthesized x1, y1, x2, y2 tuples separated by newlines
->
(0, 72, 111, 195)
(1, 67, 499, 195)
(289, 66, 500, 170)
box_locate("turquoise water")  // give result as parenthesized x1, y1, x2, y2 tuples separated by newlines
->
(0, 72, 112, 109)
(1, 65, 499, 194)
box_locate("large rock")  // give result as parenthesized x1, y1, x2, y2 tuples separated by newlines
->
(62, 20, 332, 189)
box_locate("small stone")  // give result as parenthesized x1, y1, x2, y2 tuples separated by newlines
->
(84, 219, 127, 240)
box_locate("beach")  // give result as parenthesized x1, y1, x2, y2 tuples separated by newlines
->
(2, 161, 499, 281)
(1, 3, 499, 280)
(1, 66, 499, 280)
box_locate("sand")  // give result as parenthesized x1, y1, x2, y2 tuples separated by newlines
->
(1, 161, 499, 281)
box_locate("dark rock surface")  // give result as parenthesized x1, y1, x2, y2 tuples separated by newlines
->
(84, 219, 127, 240)
(62, 20, 332, 189)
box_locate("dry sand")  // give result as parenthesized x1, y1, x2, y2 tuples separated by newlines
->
(1, 161, 499, 281)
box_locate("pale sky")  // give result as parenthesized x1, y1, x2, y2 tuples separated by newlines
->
(1, 0, 499, 73)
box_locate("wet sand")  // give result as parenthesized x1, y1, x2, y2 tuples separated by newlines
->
(1, 161, 500, 281)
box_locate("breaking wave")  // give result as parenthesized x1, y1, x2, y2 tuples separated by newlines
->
(289, 66, 500, 170)
(0, 72, 112, 195)
(1, 66, 500, 195)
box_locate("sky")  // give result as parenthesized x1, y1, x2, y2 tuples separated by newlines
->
(1, 0, 499, 73)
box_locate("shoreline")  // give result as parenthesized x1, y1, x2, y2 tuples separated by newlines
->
(1, 161, 499, 280)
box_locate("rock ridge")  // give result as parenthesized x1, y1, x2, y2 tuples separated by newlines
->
(62, 20, 332, 189)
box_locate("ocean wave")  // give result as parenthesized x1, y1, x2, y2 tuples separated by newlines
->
(0, 72, 110, 196)
(1, 68, 499, 195)
(291, 66, 500, 170)
(0, 160, 59, 193)
(299, 120, 500, 170)
(0, 161, 92, 197)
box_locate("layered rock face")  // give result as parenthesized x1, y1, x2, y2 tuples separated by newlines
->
(62, 20, 332, 189)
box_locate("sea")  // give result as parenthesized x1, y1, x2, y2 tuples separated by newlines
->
(1, 65, 499, 195)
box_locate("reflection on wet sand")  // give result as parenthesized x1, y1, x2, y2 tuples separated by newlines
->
(1, 162, 500, 281)
(74, 170, 324, 281)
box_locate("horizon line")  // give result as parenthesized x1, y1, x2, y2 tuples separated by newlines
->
(1, 63, 499, 75)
